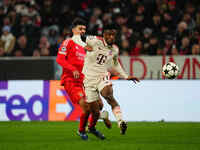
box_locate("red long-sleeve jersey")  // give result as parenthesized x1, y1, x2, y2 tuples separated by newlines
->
(56, 38, 86, 85)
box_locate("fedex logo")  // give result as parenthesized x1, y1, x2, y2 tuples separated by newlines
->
(48, 81, 82, 121)
(0, 81, 82, 121)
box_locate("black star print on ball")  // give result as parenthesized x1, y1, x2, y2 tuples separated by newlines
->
(164, 69, 169, 74)
(172, 66, 177, 72)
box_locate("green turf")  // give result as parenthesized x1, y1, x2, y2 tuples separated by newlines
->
(0, 122, 200, 150)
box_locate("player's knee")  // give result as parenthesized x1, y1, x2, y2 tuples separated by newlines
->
(98, 100, 103, 110)
(92, 109, 100, 118)
(79, 99, 90, 113)
(83, 105, 90, 114)
(96, 111, 100, 118)
(103, 93, 114, 102)
(101, 86, 113, 97)
(84, 110, 90, 116)
(99, 104, 103, 110)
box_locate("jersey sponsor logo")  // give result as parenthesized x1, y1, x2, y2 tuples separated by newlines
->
(76, 51, 85, 60)
(96, 54, 107, 65)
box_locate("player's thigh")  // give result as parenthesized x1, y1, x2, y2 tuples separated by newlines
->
(88, 101, 100, 114)
(71, 85, 86, 104)
(99, 82, 113, 98)
(97, 97, 103, 110)
(64, 82, 85, 104)
(98, 77, 112, 92)
(84, 86, 99, 103)
(78, 98, 90, 113)
(63, 80, 73, 96)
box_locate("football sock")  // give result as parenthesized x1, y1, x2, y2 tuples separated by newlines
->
(99, 111, 105, 119)
(112, 106, 123, 122)
(79, 113, 89, 132)
(88, 113, 99, 129)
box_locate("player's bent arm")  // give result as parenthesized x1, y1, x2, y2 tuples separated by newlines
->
(112, 57, 129, 79)
(112, 58, 140, 83)
(73, 35, 93, 51)
(81, 35, 99, 51)
(56, 39, 78, 72)
(84, 45, 93, 51)
(56, 54, 77, 72)
(85, 35, 98, 48)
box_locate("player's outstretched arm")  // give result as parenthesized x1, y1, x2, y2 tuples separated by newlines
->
(83, 35, 99, 51)
(112, 56, 128, 79)
(112, 57, 140, 83)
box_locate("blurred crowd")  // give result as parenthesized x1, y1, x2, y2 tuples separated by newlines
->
(0, 0, 200, 57)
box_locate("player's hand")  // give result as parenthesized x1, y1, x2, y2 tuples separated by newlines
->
(84, 45, 92, 51)
(126, 76, 140, 84)
(73, 70, 80, 79)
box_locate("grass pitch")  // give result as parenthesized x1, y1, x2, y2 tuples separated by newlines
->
(0, 121, 200, 150)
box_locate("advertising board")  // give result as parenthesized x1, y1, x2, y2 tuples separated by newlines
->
(0, 80, 200, 121)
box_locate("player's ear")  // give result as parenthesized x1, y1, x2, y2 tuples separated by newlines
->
(72, 28, 75, 33)
(72, 26, 77, 33)
(103, 32, 106, 37)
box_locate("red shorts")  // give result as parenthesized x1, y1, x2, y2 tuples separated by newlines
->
(63, 78, 85, 104)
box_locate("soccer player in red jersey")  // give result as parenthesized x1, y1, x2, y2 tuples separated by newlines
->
(56, 18, 106, 140)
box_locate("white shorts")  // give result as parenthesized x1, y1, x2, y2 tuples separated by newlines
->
(83, 73, 112, 103)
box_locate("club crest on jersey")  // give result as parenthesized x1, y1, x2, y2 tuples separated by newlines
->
(109, 50, 112, 55)
(61, 47, 66, 52)
(79, 93, 83, 97)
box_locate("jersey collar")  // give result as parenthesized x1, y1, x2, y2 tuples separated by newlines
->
(72, 35, 87, 47)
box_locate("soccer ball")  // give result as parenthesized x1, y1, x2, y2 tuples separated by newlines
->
(162, 62, 179, 79)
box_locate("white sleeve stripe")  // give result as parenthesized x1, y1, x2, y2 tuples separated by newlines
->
(63, 38, 71, 46)
(58, 51, 66, 55)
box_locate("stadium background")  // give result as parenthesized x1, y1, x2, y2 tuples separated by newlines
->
(0, 0, 200, 150)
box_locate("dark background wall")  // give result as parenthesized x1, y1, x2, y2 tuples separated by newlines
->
(0, 57, 55, 80)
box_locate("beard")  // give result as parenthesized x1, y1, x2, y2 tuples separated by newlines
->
(80, 34, 87, 42)
(107, 40, 114, 46)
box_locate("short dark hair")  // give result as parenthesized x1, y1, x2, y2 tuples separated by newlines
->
(71, 18, 87, 28)
(103, 24, 119, 32)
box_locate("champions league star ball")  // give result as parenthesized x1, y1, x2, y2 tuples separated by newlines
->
(162, 62, 179, 79)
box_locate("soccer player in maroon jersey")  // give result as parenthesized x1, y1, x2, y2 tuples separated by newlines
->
(56, 18, 106, 140)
